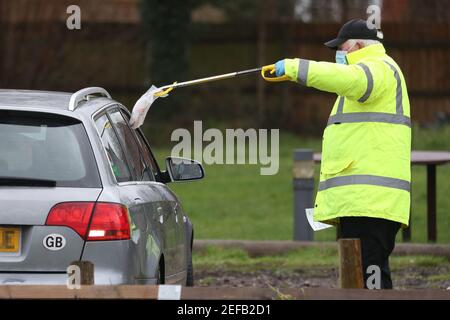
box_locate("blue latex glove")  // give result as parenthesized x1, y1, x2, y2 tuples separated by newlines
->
(274, 60, 285, 77)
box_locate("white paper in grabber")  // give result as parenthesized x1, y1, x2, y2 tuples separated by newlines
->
(305, 208, 333, 231)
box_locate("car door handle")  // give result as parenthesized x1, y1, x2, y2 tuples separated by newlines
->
(133, 197, 145, 205)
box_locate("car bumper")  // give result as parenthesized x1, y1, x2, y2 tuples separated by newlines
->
(0, 272, 157, 285)
(0, 239, 159, 285)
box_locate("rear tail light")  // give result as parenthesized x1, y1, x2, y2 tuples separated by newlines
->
(45, 202, 95, 239)
(86, 203, 130, 241)
(46, 202, 130, 241)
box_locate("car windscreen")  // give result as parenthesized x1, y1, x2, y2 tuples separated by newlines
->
(0, 110, 101, 188)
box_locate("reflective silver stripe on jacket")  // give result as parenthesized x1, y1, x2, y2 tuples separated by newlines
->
(297, 59, 310, 86)
(318, 174, 410, 192)
(357, 63, 373, 103)
(327, 112, 411, 127)
(334, 64, 373, 113)
(336, 96, 345, 114)
(383, 61, 404, 115)
(328, 60, 409, 127)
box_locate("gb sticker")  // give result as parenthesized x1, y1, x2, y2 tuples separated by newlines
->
(43, 234, 66, 251)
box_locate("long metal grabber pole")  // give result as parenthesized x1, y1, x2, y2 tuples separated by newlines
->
(154, 65, 290, 97)
(156, 68, 261, 92)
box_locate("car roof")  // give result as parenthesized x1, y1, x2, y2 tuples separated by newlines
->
(0, 89, 123, 118)
(0, 89, 72, 110)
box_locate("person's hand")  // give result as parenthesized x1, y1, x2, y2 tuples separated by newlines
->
(274, 60, 285, 77)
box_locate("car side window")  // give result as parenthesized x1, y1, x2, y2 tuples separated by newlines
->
(134, 129, 160, 179)
(94, 114, 132, 182)
(107, 108, 153, 182)
(118, 109, 160, 181)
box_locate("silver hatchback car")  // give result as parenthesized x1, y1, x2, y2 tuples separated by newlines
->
(0, 88, 204, 286)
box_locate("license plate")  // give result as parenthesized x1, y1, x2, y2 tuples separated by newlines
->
(0, 227, 20, 253)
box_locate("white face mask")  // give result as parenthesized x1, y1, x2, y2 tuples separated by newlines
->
(335, 50, 348, 64)
(335, 42, 358, 65)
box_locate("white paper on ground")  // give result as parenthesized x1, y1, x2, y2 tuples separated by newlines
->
(129, 85, 169, 129)
(305, 208, 333, 231)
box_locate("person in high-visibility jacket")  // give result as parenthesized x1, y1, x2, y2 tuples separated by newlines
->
(273, 19, 411, 289)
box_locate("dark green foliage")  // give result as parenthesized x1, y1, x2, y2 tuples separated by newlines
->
(139, 0, 193, 117)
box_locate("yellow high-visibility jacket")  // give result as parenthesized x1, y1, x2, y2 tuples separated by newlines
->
(285, 43, 411, 226)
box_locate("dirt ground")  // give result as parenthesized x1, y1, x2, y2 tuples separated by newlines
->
(195, 266, 450, 290)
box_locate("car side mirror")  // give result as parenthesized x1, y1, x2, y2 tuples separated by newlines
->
(165, 157, 204, 182)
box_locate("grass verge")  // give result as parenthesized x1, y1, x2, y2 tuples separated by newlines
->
(193, 246, 450, 272)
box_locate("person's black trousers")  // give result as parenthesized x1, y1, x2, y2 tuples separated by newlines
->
(339, 217, 401, 289)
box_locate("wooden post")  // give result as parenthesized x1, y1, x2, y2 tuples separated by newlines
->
(338, 239, 364, 289)
(69, 261, 94, 285)
(427, 164, 437, 242)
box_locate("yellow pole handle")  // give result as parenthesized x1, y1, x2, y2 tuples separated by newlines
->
(261, 64, 290, 82)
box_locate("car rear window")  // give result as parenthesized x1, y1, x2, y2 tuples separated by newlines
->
(0, 110, 101, 188)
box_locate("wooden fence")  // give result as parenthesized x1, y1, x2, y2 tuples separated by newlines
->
(0, 19, 448, 132)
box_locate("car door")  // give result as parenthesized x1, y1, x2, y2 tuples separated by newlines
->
(104, 107, 180, 280)
(130, 124, 187, 278)
(94, 109, 161, 282)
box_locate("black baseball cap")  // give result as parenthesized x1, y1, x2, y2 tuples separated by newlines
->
(324, 18, 383, 50)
